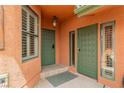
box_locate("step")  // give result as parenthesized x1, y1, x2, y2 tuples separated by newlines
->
(40, 64, 68, 78)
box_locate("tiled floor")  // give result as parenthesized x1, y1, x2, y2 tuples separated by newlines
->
(35, 72, 104, 88)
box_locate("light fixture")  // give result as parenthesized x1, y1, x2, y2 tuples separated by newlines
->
(52, 16, 58, 28)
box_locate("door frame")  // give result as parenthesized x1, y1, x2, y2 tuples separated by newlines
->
(77, 24, 98, 80)
(69, 31, 75, 67)
(41, 28, 56, 66)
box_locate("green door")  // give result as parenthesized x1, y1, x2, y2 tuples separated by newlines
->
(77, 24, 98, 79)
(42, 29, 55, 66)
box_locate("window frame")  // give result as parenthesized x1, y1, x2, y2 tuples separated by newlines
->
(21, 6, 39, 62)
(100, 21, 116, 80)
(0, 6, 5, 50)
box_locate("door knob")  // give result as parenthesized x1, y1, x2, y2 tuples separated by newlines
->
(52, 44, 55, 49)
(77, 48, 80, 52)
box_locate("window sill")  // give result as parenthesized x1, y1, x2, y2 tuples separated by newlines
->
(22, 55, 39, 63)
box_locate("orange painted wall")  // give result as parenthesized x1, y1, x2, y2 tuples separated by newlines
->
(60, 6, 124, 87)
(0, 5, 41, 87)
(41, 15, 60, 65)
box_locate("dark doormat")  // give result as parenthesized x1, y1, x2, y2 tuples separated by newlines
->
(46, 71, 78, 87)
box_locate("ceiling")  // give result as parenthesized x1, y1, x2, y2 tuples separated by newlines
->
(40, 5, 115, 23)
(41, 5, 75, 22)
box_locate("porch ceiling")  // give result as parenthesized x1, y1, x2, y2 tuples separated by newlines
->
(41, 5, 75, 22)
(40, 5, 115, 22)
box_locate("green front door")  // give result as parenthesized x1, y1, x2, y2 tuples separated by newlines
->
(77, 24, 98, 79)
(42, 29, 55, 66)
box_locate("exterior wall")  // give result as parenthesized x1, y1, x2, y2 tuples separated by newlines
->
(1, 5, 124, 88)
(0, 5, 41, 87)
(60, 6, 124, 87)
(41, 15, 60, 65)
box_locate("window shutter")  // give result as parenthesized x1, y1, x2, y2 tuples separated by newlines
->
(105, 25, 113, 67)
(22, 9, 28, 57)
(105, 26, 112, 50)
(29, 15, 35, 56)
(22, 6, 38, 61)
(100, 21, 115, 80)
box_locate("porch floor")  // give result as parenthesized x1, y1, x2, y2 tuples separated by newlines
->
(35, 71, 104, 88)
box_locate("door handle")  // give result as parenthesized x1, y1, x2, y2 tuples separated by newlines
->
(77, 48, 80, 52)
(52, 44, 55, 49)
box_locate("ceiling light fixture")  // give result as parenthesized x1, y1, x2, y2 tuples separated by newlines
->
(52, 16, 58, 28)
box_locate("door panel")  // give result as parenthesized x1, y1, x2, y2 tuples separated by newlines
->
(77, 24, 98, 79)
(42, 29, 55, 66)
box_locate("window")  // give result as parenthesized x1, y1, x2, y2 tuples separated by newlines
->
(22, 6, 38, 61)
(0, 6, 4, 50)
(100, 21, 115, 80)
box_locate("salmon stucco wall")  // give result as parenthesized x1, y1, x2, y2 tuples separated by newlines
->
(60, 6, 124, 87)
(0, 5, 41, 88)
(41, 15, 60, 65)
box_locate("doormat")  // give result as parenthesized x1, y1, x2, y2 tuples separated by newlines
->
(46, 71, 78, 87)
